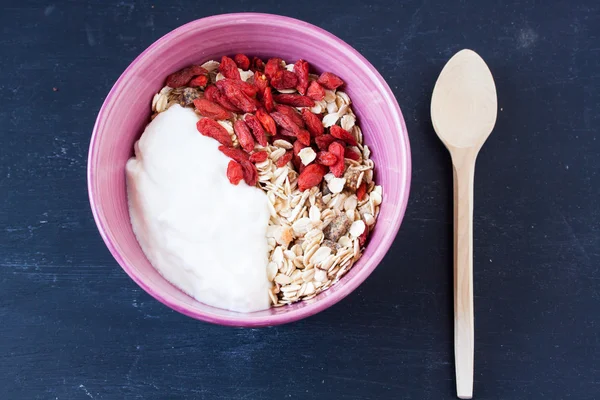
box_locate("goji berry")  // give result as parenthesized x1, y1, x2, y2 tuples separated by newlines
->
(244, 114, 268, 147)
(213, 90, 242, 113)
(270, 111, 300, 135)
(219, 56, 241, 80)
(253, 109, 275, 137)
(317, 151, 338, 166)
(317, 71, 344, 90)
(216, 78, 258, 97)
(204, 85, 219, 102)
(276, 150, 293, 168)
(270, 134, 294, 144)
(263, 87, 274, 112)
(234, 120, 255, 153)
(328, 141, 346, 177)
(227, 160, 244, 185)
(249, 151, 268, 163)
(253, 72, 269, 93)
(315, 134, 337, 150)
(273, 94, 314, 107)
(271, 70, 299, 90)
(293, 140, 306, 156)
(330, 125, 358, 146)
(218, 145, 250, 163)
(296, 129, 311, 146)
(344, 147, 362, 161)
(193, 98, 232, 120)
(233, 54, 250, 70)
(297, 164, 328, 191)
(241, 160, 258, 186)
(306, 81, 325, 101)
(356, 182, 367, 201)
(275, 104, 304, 128)
(264, 57, 284, 80)
(216, 80, 257, 113)
(301, 108, 324, 137)
(188, 75, 208, 88)
(293, 59, 310, 95)
(358, 226, 369, 247)
(165, 65, 208, 88)
(279, 128, 296, 138)
(251, 57, 265, 72)
(197, 118, 233, 147)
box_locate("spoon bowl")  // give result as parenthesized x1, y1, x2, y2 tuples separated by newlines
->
(432, 49, 497, 150)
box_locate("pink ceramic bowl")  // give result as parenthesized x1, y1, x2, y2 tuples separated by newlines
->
(88, 13, 411, 327)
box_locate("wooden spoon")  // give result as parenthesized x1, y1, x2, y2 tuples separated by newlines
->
(431, 49, 497, 399)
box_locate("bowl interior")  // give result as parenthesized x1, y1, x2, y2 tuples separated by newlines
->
(88, 14, 411, 326)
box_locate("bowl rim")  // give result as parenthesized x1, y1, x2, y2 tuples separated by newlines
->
(88, 12, 411, 327)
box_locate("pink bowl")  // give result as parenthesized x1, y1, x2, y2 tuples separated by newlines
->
(88, 13, 411, 327)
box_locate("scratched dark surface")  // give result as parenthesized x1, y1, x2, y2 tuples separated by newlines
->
(1, 0, 599, 399)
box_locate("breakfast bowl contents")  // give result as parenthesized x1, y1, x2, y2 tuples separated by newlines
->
(128, 56, 383, 312)
(88, 14, 410, 326)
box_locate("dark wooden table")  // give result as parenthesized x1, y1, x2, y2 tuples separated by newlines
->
(2, 1, 599, 399)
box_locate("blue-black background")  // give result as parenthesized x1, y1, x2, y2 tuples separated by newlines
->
(1, 1, 599, 399)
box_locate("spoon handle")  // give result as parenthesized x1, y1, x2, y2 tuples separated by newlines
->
(452, 148, 476, 399)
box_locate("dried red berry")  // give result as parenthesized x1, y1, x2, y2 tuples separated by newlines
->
(330, 125, 358, 146)
(251, 57, 265, 72)
(216, 80, 257, 113)
(317, 72, 344, 90)
(306, 81, 325, 101)
(296, 129, 311, 146)
(197, 118, 233, 147)
(233, 54, 250, 70)
(273, 94, 314, 107)
(263, 87, 274, 112)
(218, 145, 250, 163)
(253, 72, 269, 93)
(293, 59, 310, 95)
(271, 70, 299, 90)
(344, 147, 361, 161)
(227, 160, 244, 185)
(219, 56, 241, 80)
(315, 134, 337, 150)
(279, 129, 296, 138)
(298, 164, 328, 191)
(204, 85, 219, 102)
(193, 98, 232, 120)
(328, 141, 346, 177)
(255, 108, 277, 136)
(234, 120, 255, 153)
(242, 161, 258, 186)
(165, 65, 208, 88)
(301, 108, 324, 137)
(276, 150, 293, 168)
(249, 151, 268, 163)
(216, 78, 258, 97)
(293, 140, 306, 156)
(270, 111, 300, 135)
(358, 226, 369, 247)
(317, 151, 338, 166)
(212, 90, 241, 112)
(275, 104, 304, 128)
(188, 75, 209, 88)
(264, 58, 284, 80)
(357, 182, 367, 201)
(244, 114, 268, 147)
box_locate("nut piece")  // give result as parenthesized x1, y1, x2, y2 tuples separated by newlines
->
(343, 168, 362, 191)
(323, 212, 352, 242)
(178, 88, 202, 107)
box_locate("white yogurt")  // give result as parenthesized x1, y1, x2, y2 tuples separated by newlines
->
(126, 105, 271, 313)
